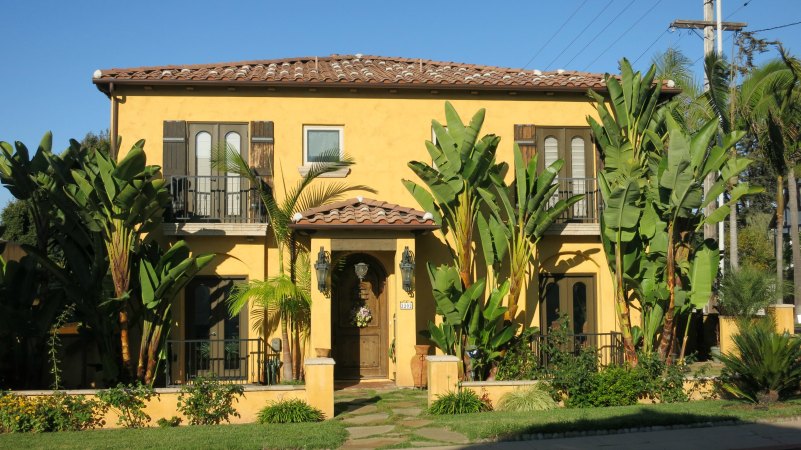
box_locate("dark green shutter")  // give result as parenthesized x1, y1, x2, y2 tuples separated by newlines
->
(514, 124, 536, 162)
(163, 120, 187, 179)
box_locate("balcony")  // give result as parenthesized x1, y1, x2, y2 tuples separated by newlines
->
(163, 175, 269, 236)
(546, 177, 601, 235)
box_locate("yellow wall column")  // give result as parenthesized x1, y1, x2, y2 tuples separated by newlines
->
(310, 237, 333, 352)
(394, 236, 417, 386)
(719, 315, 738, 356)
(304, 358, 335, 419)
(768, 304, 795, 335)
(426, 355, 459, 406)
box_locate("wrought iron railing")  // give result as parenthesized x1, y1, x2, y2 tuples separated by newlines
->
(167, 175, 267, 223)
(549, 177, 600, 224)
(529, 331, 624, 374)
(165, 338, 280, 386)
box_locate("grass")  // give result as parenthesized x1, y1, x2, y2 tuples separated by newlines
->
(432, 399, 801, 441)
(0, 420, 348, 449)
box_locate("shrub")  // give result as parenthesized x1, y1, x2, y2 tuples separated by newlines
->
(719, 322, 801, 403)
(717, 265, 779, 325)
(496, 384, 556, 412)
(495, 328, 541, 381)
(257, 399, 324, 423)
(0, 392, 105, 433)
(156, 416, 182, 428)
(428, 389, 492, 415)
(636, 352, 690, 403)
(97, 383, 158, 428)
(176, 375, 244, 425)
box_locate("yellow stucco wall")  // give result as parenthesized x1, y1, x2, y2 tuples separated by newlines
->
(112, 86, 613, 386)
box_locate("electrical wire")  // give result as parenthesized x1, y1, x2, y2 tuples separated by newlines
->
(582, 0, 664, 71)
(561, 0, 638, 69)
(633, 28, 669, 64)
(751, 20, 801, 33)
(522, 0, 589, 69)
(544, 0, 615, 70)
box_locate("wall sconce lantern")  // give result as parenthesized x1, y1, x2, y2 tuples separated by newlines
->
(314, 247, 330, 293)
(399, 246, 415, 294)
(354, 262, 369, 281)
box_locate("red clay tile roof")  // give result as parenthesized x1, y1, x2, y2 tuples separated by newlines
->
(289, 197, 438, 231)
(93, 54, 677, 94)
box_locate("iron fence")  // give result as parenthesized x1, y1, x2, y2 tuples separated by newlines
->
(165, 338, 280, 386)
(167, 175, 267, 223)
(549, 178, 600, 223)
(528, 331, 624, 374)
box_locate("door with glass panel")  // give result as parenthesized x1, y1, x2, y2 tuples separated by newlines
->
(540, 275, 595, 335)
(184, 277, 246, 381)
(187, 123, 249, 221)
(537, 128, 595, 221)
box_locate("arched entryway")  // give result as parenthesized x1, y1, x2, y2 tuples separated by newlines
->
(331, 253, 388, 380)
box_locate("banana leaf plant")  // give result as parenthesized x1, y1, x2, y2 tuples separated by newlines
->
(478, 145, 584, 321)
(424, 264, 518, 378)
(136, 241, 214, 385)
(403, 102, 507, 289)
(65, 142, 170, 377)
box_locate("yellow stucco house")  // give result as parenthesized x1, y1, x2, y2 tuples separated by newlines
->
(92, 54, 655, 388)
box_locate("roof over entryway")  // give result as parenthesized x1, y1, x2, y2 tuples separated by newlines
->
(289, 197, 438, 231)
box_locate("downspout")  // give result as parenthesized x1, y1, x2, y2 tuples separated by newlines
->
(109, 82, 119, 160)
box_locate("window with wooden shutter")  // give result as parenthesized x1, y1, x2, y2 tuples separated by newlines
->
(163, 121, 187, 179)
(250, 121, 274, 181)
(514, 124, 536, 162)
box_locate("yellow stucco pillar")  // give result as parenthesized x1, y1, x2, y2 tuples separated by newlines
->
(719, 316, 738, 357)
(426, 355, 459, 406)
(768, 304, 795, 335)
(394, 236, 418, 387)
(304, 357, 335, 419)
(310, 237, 333, 353)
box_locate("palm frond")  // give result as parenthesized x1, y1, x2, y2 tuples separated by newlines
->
(294, 181, 377, 214)
(704, 52, 732, 133)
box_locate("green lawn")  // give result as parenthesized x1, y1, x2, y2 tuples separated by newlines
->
(0, 420, 348, 449)
(432, 399, 801, 441)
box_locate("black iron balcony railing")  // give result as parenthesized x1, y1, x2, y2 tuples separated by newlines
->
(165, 338, 280, 386)
(549, 178, 600, 224)
(167, 175, 267, 223)
(529, 331, 624, 374)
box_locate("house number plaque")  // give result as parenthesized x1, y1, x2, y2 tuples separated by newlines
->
(400, 301, 414, 310)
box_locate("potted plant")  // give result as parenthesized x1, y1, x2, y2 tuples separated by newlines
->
(717, 265, 781, 356)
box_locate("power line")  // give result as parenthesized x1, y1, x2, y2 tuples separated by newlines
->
(751, 20, 801, 33)
(522, 0, 589, 69)
(562, 0, 638, 69)
(582, 0, 664, 71)
(725, 0, 752, 20)
(544, 0, 615, 70)
(633, 28, 669, 64)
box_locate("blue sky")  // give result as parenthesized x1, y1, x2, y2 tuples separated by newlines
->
(1, 0, 800, 207)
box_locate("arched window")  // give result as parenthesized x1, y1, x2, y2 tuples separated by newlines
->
(544, 136, 559, 168)
(572, 282, 587, 334)
(225, 132, 242, 216)
(195, 131, 212, 215)
(571, 136, 587, 217)
(544, 282, 560, 331)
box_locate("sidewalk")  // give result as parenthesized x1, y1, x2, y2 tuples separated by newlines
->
(415, 418, 801, 450)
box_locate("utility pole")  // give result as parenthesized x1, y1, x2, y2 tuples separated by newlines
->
(670, 2, 746, 245)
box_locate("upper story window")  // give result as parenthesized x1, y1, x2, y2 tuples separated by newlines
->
(304, 125, 343, 164)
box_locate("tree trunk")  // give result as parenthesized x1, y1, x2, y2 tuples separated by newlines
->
(789, 171, 801, 316)
(280, 319, 293, 381)
(614, 243, 638, 366)
(777, 174, 786, 304)
(659, 224, 677, 362)
(119, 309, 132, 379)
(729, 201, 739, 269)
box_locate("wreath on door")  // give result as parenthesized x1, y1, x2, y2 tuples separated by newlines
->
(351, 304, 373, 328)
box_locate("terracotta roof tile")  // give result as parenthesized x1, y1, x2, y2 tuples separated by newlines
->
(93, 54, 676, 93)
(289, 197, 438, 230)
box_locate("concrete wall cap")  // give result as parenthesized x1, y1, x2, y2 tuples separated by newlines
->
(769, 304, 795, 308)
(426, 355, 460, 362)
(304, 357, 336, 365)
(10, 384, 305, 396)
(460, 380, 544, 387)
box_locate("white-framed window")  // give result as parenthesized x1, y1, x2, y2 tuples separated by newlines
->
(303, 125, 343, 164)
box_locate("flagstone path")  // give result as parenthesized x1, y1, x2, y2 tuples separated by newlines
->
(335, 388, 469, 449)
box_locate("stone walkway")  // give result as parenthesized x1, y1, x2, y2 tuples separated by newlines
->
(335, 388, 470, 449)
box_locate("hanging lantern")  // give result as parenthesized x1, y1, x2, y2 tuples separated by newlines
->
(314, 247, 330, 293)
(354, 262, 369, 281)
(399, 246, 415, 293)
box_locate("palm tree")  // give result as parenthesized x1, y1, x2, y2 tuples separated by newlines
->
(218, 147, 374, 381)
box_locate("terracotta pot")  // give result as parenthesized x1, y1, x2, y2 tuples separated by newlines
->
(315, 348, 331, 358)
(411, 344, 431, 388)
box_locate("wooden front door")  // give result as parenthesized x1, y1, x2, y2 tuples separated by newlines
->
(332, 254, 388, 379)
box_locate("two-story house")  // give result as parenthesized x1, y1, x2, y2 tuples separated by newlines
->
(92, 54, 661, 387)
